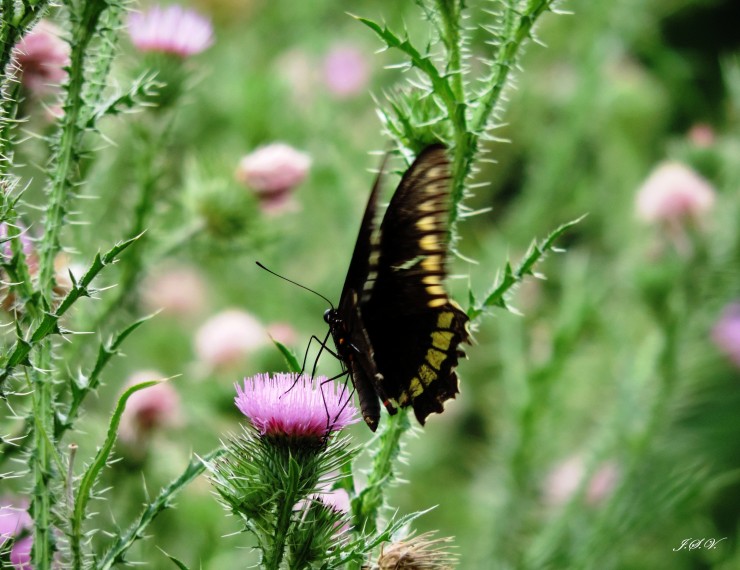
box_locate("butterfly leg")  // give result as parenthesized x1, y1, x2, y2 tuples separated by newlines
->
(318, 369, 353, 437)
(281, 331, 338, 399)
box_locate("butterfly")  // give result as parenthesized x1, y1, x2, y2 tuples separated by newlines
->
(324, 144, 471, 431)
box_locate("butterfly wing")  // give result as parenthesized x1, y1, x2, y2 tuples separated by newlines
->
(362, 144, 471, 425)
(329, 155, 390, 431)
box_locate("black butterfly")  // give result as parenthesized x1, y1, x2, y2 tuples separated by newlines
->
(324, 144, 470, 431)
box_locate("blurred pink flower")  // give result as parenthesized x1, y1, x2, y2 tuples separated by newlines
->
(317, 487, 351, 517)
(276, 48, 316, 106)
(712, 302, 740, 368)
(195, 309, 267, 368)
(235, 373, 358, 442)
(322, 44, 370, 98)
(687, 123, 715, 148)
(585, 462, 619, 505)
(266, 322, 297, 346)
(635, 162, 715, 226)
(142, 266, 208, 317)
(235, 143, 311, 213)
(543, 455, 619, 507)
(12, 20, 69, 96)
(0, 499, 32, 569)
(127, 5, 213, 58)
(543, 455, 583, 506)
(0, 223, 34, 264)
(119, 371, 182, 445)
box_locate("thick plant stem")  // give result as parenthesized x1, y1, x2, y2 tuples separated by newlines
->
(353, 410, 411, 536)
(30, 361, 54, 570)
(38, 1, 107, 292)
(264, 493, 294, 570)
(30, 3, 112, 569)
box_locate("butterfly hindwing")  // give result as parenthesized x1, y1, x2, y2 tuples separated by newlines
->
(328, 144, 470, 430)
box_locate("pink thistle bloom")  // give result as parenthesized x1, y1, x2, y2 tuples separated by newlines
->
(0, 499, 32, 569)
(687, 123, 715, 148)
(236, 143, 311, 214)
(118, 371, 182, 445)
(712, 302, 740, 368)
(586, 462, 620, 505)
(127, 5, 213, 58)
(195, 309, 267, 368)
(12, 20, 70, 96)
(0, 223, 34, 263)
(635, 162, 715, 226)
(235, 373, 358, 441)
(142, 265, 208, 318)
(266, 322, 298, 346)
(322, 44, 370, 98)
(543, 455, 619, 507)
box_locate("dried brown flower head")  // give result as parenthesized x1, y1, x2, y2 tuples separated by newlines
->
(375, 532, 457, 570)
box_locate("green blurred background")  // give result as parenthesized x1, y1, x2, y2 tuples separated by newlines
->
(5, 0, 740, 568)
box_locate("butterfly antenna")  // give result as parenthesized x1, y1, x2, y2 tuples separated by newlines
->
(256, 261, 335, 309)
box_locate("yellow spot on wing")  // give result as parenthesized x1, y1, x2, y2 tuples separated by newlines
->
(427, 166, 442, 179)
(423, 275, 441, 285)
(437, 311, 454, 328)
(422, 255, 442, 273)
(432, 331, 454, 351)
(426, 285, 445, 296)
(426, 348, 447, 370)
(408, 378, 423, 398)
(419, 364, 437, 385)
(420, 235, 439, 251)
(416, 216, 437, 231)
(428, 298, 447, 308)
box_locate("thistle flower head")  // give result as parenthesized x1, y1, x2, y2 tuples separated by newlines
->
(118, 371, 182, 445)
(127, 5, 214, 58)
(143, 265, 208, 318)
(712, 302, 740, 368)
(195, 309, 267, 368)
(322, 43, 370, 98)
(12, 20, 69, 96)
(235, 143, 311, 214)
(235, 373, 358, 442)
(0, 223, 34, 262)
(0, 499, 32, 569)
(376, 532, 457, 570)
(635, 162, 715, 226)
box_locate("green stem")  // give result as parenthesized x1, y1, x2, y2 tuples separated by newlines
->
(37, 0, 111, 294)
(31, 362, 54, 570)
(29, 3, 114, 568)
(471, 0, 554, 134)
(352, 410, 411, 535)
(264, 492, 294, 570)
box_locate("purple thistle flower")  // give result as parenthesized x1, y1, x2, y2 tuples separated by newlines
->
(322, 44, 370, 98)
(12, 20, 70, 97)
(127, 5, 213, 58)
(235, 373, 358, 441)
(0, 499, 32, 569)
(0, 223, 34, 262)
(712, 302, 740, 368)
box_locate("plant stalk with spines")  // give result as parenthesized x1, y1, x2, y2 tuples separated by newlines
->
(28, 2, 123, 563)
(348, 0, 570, 543)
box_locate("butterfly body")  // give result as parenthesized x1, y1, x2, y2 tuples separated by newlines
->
(328, 144, 470, 431)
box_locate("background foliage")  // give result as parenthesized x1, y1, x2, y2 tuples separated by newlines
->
(2, 0, 740, 568)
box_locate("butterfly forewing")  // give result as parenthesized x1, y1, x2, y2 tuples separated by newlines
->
(363, 145, 470, 425)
